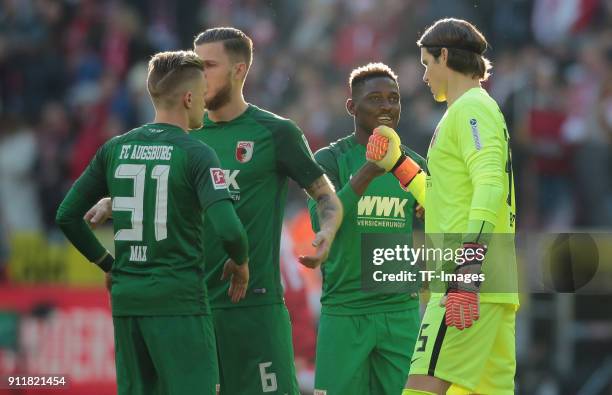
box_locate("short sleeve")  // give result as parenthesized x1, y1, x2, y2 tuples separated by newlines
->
(275, 121, 324, 189)
(313, 147, 341, 190)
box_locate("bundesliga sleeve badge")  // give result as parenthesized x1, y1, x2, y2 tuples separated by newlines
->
(210, 168, 228, 190)
(235, 141, 254, 163)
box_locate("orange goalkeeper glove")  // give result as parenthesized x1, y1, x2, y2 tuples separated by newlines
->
(366, 126, 426, 205)
(444, 243, 487, 330)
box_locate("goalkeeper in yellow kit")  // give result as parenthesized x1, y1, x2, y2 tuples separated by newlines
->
(367, 18, 518, 395)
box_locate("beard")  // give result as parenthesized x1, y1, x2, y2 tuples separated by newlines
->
(205, 80, 232, 111)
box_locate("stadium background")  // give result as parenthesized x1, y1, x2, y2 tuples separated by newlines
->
(0, 0, 611, 394)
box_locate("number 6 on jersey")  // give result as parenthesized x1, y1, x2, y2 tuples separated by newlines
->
(259, 362, 278, 392)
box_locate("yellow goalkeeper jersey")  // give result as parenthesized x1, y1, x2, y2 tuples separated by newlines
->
(425, 87, 518, 305)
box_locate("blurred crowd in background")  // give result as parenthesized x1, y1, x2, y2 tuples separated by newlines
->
(0, 0, 611, 394)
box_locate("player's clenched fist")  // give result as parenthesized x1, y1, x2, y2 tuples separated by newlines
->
(366, 125, 402, 171)
(366, 125, 426, 206)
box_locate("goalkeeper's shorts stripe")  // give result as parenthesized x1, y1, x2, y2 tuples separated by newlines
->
(428, 318, 447, 376)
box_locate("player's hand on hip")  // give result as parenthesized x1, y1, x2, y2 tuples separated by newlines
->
(441, 243, 487, 330)
(366, 125, 402, 171)
(84, 197, 112, 227)
(221, 258, 249, 303)
(298, 228, 333, 269)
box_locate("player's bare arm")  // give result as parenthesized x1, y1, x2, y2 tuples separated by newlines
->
(349, 161, 385, 196)
(299, 175, 342, 269)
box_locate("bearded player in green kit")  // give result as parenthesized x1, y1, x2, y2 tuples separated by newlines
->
(56, 51, 249, 395)
(309, 63, 427, 395)
(192, 27, 342, 395)
(368, 18, 518, 395)
(86, 27, 343, 394)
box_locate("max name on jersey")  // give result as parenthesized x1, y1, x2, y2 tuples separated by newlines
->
(119, 144, 173, 161)
(129, 245, 147, 262)
(357, 195, 408, 228)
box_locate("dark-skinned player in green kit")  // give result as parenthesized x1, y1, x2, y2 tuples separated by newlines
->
(84, 27, 343, 395)
(56, 51, 249, 395)
(309, 63, 427, 395)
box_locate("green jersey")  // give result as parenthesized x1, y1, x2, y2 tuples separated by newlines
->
(426, 87, 518, 304)
(308, 134, 426, 315)
(60, 123, 231, 316)
(192, 104, 323, 309)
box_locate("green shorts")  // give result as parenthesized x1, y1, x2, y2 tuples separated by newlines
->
(408, 297, 517, 395)
(314, 308, 420, 395)
(212, 303, 299, 394)
(113, 315, 218, 395)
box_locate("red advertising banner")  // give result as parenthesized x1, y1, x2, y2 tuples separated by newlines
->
(0, 286, 116, 395)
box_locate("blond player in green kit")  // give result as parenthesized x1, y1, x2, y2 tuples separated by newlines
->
(56, 51, 250, 395)
(367, 18, 518, 395)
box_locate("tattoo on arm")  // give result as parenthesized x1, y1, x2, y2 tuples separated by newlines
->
(316, 193, 338, 226)
(307, 175, 342, 233)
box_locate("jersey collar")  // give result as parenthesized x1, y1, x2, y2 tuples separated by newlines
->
(202, 104, 254, 127)
(145, 123, 185, 134)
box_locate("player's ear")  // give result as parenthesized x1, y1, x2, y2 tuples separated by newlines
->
(184, 91, 193, 109)
(346, 98, 355, 116)
(233, 62, 247, 81)
(441, 47, 448, 66)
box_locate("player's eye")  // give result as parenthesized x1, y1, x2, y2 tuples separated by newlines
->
(389, 96, 399, 104)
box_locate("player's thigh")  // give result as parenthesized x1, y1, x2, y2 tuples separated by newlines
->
(408, 300, 503, 392)
(113, 316, 158, 395)
(213, 304, 299, 395)
(314, 313, 375, 395)
(371, 308, 420, 395)
(139, 315, 218, 395)
(473, 304, 517, 395)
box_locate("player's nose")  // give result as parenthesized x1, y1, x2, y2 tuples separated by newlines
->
(379, 99, 393, 111)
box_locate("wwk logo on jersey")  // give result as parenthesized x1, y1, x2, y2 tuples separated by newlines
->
(210, 168, 228, 190)
(357, 195, 408, 229)
(358, 196, 408, 218)
(235, 141, 254, 163)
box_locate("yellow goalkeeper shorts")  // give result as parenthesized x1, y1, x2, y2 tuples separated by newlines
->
(408, 296, 517, 395)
